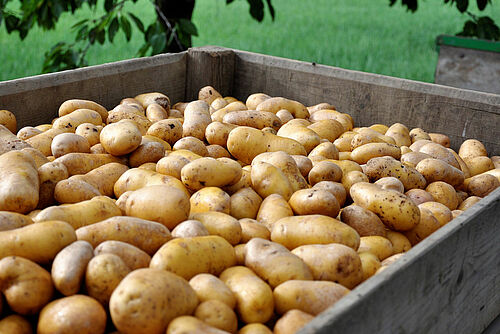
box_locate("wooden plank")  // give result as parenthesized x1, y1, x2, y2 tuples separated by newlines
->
(185, 46, 235, 101)
(435, 45, 500, 95)
(300, 187, 500, 334)
(0, 52, 187, 128)
(232, 50, 500, 155)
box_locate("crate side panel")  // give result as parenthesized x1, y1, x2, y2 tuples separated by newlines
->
(300, 187, 500, 334)
(0, 53, 187, 128)
(233, 51, 500, 155)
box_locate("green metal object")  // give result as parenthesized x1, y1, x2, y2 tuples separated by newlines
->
(436, 34, 500, 53)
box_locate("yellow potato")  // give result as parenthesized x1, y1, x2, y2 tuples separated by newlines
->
(94, 240, 151, 270)
(310, 110, 353, 132)
(55, 152, 125, 175)
(458, 196, 482, 211)
(182, 157, 242, 191)
(194, 300, 238, 333)
(128, 141, 165, 167)
(114, 168, 189, 198)
(307, 119, 344, 142)
(220, 266, 274, 324)
(292, 155, 313, 178)
(256, 97, 309, 119)
(359, 251, 381, 281)
(135, 92, 171, 110)
(405, 207, 441, 245)
(0, 211, 34, 231)
(211, 102, 248, 122)
(364, 156, 426, 190)
(400, 151, 432, 168)
(418, 142, 460, 169)
(189, 211, 242, 245)
(452, 209, 463, 218)
(76, 216, 171, 255)
(273, 280, 349, 315)
(409, 127, 431, 143)
(380, 253, 405, 267)
(251, 161, 294, 200)
(146, 103, 168, 123)
(464, 173, 500, 197)
(51, 240, 94, 296)
(17, 126, 42, 140)
(404, 188, 434, 205)
(374, 176, 405, 193)
(425, 181, 459, 210)
(50, 132, 90, 158)
(459, 139, 488, 160)
(207, 144, 232, 158)
(418, 202, 453, 227)
(189, 273, 236, 309)
(256, 194, 294, 229)
(53, 108, 102, 131)
(90, 143, 106, 154)
(271, 215, 360, 250)
(350, 142, 401, 164)
(75, 122, 102, 146)
(190, 187, 231, 215)
(358, 236, 394, 261)
(312, 181, 347, 207)
(110, 268, 198, 334)
(465, 156, 495, 176)
(167, 316, 230, 334)
(274, 309, 314, 334)
(223, 110, 282, 131)
(100, 119, 142, 156)
(385, 231, 412, 253)
(235, 244, 246, 265)
(289, 188, 340, 218)
(308, 160, 343, 185)
(150, 236, 236, 280)
(342, 170, 370, 194)
(183, 100, 212, 140)
(0, 315, 32, 334)
(58, 99, 108, 120)
(0, 125, 30, 156)
(173, 136, 209, 156)
(171, 219, 210, 238)
(25, 127, 71, 156)
(246, 93, 271, 110)
(157, 154, 191, 179)
(146, 119, 183, 145)
(276, 121, 320, 153)
(199, 86, 223, 105)
(0, 256, 53, 315)
(239, 218, 270, 242)
(276, 109, 294, 124)
(230, 188, 263, 219)
(205, 122, 238, 147)
(107, 106, 151, 135)
(340, 204, 387, 237)
(385, 123, 411, 147)
(238, 323, 273, 334)
(0, 109, 17, 133)
(211, 97, 229, 111)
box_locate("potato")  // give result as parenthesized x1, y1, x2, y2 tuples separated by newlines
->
(129, 141, 165, 167)
(380, 253, 405, 267)
(211, 97, 229, 111)
(308, 160, 343, 185)
(273, 280, 349, 315)
(427, 132, 450, 147)
(205, 122, 238, 147)
(0, 315, 32, 334)
(86, 253, 131, 305)
(189, 273, 236, 309)
(167, 317, 230, 334)
(37, 161, 69, 208)
(0, 109, 17, 133)
(465, 173, 500, 197)
(289, 188, 340, 218)
(0, 211, 34, 231)
(459, 139, 487, 160)
(189, 211, 242, 245)
(385, 123, 411, 147)
(425, 181, 459, 210)
(308, 143, 340, 163)
(173, 136, 209, 156)
(223, 110, 281, 131)
(53, 108, 102, 131)
(256, 194, 294, 229)
(95, 240, 151, 270)
(385, 231, 411, 253)
(364, 156, 426, 190)
(220, 266, 274, 324)
(256, 97, 309, 119)
(251, 161, 293, 200)
(76, 216, 171, 255)
(190, 187, 231, 215)
(341, 170, 369, 194)
(50, 133, 90, 158)
(310, 110, 353, 132)
(238, 324, 273, 334)
(340, 204, 387, 237)
(55, 152, 124, 175)
(75, 122, 101, 146)
(194, 300, 238, 333)
(418, 202, 453, 227)
(51, 240, 94, 296)
(452, 209, 463, 218)
(404, 207, 441, 245)
(274, 309, 314, 334)
(409, 127, 431, 143)
(276, 109, 294, 124)
(350, 182, 420, 231)
(312, 181, 347, 207)
(230, 188, 263, 219)
(110, 267, 198, 334)
(375, 176, 405, 193)
(100, 119, 142, 156)
(404, 188, 434, 205)
(17, 126, 42, 140)
(458, 196, 482, 211)
(35, 196, 121, 229)
(307, 119, 344, 142)
(150, 235, 236, 280)
(350, 142, 401, 164)
(400, 151, 432, 168)
(418, 142, 460, 169)
(199, 86, 223, 105)
(246, 93, 271, 110)
(157, 154, 191, 179)
(146, 119, 183, 145)
(107, 107, 151, 135)
(244, 238, 313, 288)
(359, 251, 381, 281)
(135, 92, 171, 110)
(292, 155, 313, 178)
(276, 121, 320, 153)
(227, 126, 306, 165)
(239, 218, 270, 242)
(0, 256, 53, 314)
(211, 102, 248, 122)
(90, 143, 106, 154)
(54, 162, 128, 203)
(358, 236, 394, 261)
(182, 157, 242, 191)
(465, 156, 494, 177)
(172, 219, 210, 238)
(0, 220, 76, 263)
(145, 103, 168, 122)
(207, 144, 232, 158)
(271, 215, 360, 250)
(59, 99, 108, 119)
(183, 100, 212, 140)
(0, 125, 32, 155)
(0, 151, 39, 213)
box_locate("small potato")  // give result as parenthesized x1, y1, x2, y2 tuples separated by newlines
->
(276, 121, 320, 153)
(172, 219, 209, 238)
(207, 144, 232, 158)
(76, 216, 171, 255)
(190, 187, 231, 215)
(167, 316, 229, 334)
(58, 99, 108, 119)
(465, 173, 500, 197)
(230, 188, 263, 219)
(312, 181, 347, 207)
(51, 240, 94, 296)
(146, 119, 183, 145)
(385, 231, 411, 253)
(129, 141, 165, 167)
(351, 142, 401, 164)
(357, 236, 394, 261)
(0, 109, 17, 133)
(107, 106, 151, 135)
(256, 194, 294, 229)
(150, 236, 236, 280)
(0, 315, 32, 334)
(0, 256, 53, 314)
(251, 161, 293, 200)
(308, 142, 340, 160)
(182, 157, 242, 191)
(409, 128, 431, 143)
(375, 177, 404, 193)
(51, 132, 91, 157)
(110, 268, 198, 334)
(211, 97, 229, 111)
(86, 253, 131, 305)
(385, 123, 411, 147)
(239, 324, 273, 334)
(256, 97, 309, 119)
(0, 211, 34, 231)
(365, 156, 426, 191)
(307, 119, 344, 142)
(190, 211, 242, 245)
(95, 240, 151, 270)
(419, 142, 460, 169)
(205, 122, 238, 147)
(401, 151, 432, 168)
(239, 218, 270, 242)
(459, 139, 488, 160)
(90, 143, 106, 154)
(425, 181, 459, 210)
(220, 266, 274, 324)
(126, 185, 190, 229)
(342, 170, 369, 194)
(17, 126, 42, 140)
(274, 309, 314, 334)
(199, 86, 223, 105)
(173, 136, 209, 156)
(135, 92, 170, 110)
(418, 202, 453, 227)
(458, 196, 482, 211)
(195, 300, 238, 333)
(100, 119, 142, 156)
(308, 160, 343, 185)
(183, 100, 212, 140)
(359, 251, 381, 281)
(146, 103, 168, 122)
(75, 122, 101, 146)
(428, 133, 450, 147)
(55, 152, 125, 175)
(189, 273, 236, 309)
(405, 188, 434, 205)
(246, 93, 271, 110)
(405, 207, 441, 245)
(273, 280, 349, 315)
(292, 155, 313, 178)
(289, 188, 340, 218)
(276, 109, 294, 124)
(157, 154, 192, 179)
(292, 243, 363, 289)
(340, 204, 386, 237)
(53, 108, 102, 131)
(223, 110, 282, 131)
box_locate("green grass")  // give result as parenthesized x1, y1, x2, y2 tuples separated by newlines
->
(1, 0, 499, 82)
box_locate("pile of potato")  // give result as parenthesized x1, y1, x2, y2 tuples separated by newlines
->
(0, 86, 499, 334)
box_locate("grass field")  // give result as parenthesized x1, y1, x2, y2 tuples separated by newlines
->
(1, 0, 499, 82)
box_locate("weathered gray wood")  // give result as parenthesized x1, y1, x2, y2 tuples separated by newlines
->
(232, 50, 500, 155)
(435, 45, 500, 95)
(0, 52, 187, 128)
(300, 186, 500, 334)
(185, 46, 235, 101)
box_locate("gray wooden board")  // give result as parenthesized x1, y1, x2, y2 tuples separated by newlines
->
(300, 186, 500, 334)
(0, 52, 187, 128)
(435, 45, 500, 95)
(231, 49, 500, 155)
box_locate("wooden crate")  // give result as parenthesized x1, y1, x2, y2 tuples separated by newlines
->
(1, 46, 499, 334)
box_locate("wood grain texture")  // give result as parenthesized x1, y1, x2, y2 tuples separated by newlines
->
(301, 186, 500, 334)
(185, 46, 235, 101)
(0, 52, 187, 129)
(232, 50, 500, 155)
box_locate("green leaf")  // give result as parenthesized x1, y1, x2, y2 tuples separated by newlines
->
(128, 12, 144, 33)
(178, 18, 197, 36)
(108, 17, 119, 42)
(71, 19, 88, 29)
(4, 14, 19, 33)
(150, 33, 166, 54)
(265, 0, 275, 20)
(248, 0, 264, 22)
(75, 25, 88, 41)
(136, 43, 150, 57)
(104, 0, 113, 12)
(476, 0, 487, 10)
(456, 0, 469, 12)
(120, 15, 132, 41)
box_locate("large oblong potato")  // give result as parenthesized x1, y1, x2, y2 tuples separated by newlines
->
(340, 204, 387, 237)
(100, 119, 142, 156)
(95, 240, 151, 270)
(364, 156, 426, 190)
(251, 161, 293, 200)
(58, 99, 108, 119)
(288, 188, 340, 218)
(256, 193, 294, 229)
(350, 142, 401, 164)
(181, 157, 242, 191)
